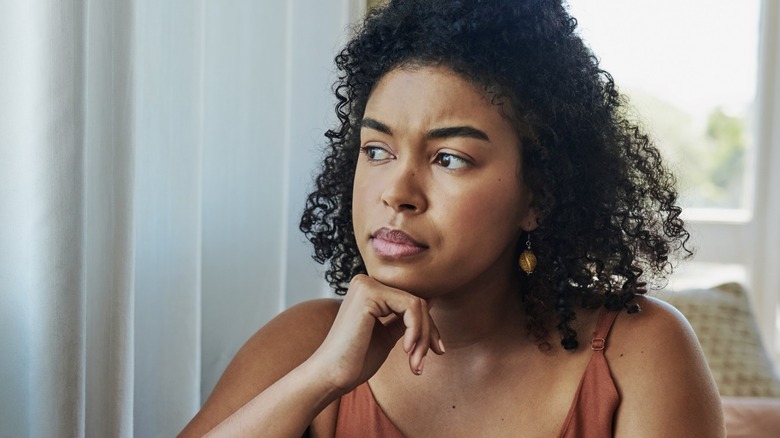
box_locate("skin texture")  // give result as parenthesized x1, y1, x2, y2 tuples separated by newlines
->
(178, 66, 724, 438)
(354, 66, 537, 300)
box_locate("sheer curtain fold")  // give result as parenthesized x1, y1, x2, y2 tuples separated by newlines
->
(0, 3, 36, 433)
(84, 0, 136, 437)
(0, 1, 138, 437)
(132, 1, 203, 436)
(1, 2, 89, 437)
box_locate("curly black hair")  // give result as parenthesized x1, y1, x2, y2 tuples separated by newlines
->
(299, 0, 691, 350)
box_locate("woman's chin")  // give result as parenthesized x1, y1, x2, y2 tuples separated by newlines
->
(364, 267, 439, 298)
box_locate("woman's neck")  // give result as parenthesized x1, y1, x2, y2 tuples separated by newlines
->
(428, 271, 528, 352)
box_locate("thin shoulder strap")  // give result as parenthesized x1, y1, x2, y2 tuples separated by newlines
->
(590, 307, 620, 352)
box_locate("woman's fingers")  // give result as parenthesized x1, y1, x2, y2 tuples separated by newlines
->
(367, 283, 446, 373)
(411, 299, 430, 374)
(400, 298, 423, 354)
(344, 274, 446, 378)
(430, 320, 445, 355)
(386, 296, 445, 375)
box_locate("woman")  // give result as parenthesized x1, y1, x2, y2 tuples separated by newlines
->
(181, 0, 724, 436)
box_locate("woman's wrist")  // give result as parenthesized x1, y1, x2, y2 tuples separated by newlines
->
(295, 353, 350, 406)
(300, 348, 360, 401)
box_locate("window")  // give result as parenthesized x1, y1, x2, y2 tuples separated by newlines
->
(571, 0, 780, 363)
(569, 0, 760, 213)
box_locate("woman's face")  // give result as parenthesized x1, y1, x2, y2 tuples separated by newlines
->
(352, 65, 537, 297)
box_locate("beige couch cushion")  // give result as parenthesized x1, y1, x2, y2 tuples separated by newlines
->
(653, 283, 780, 398)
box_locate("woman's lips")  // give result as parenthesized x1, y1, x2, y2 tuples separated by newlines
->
(371, 227, 428, 258)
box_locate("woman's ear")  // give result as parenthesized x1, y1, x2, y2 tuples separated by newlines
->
(519, 207, 539, 232)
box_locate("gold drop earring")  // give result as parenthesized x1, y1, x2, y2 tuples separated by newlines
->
(519, 234, 537, 275)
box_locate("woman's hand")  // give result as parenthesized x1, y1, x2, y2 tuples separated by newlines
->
(181, 275, 445, 437)
(309, 274, 446, 394)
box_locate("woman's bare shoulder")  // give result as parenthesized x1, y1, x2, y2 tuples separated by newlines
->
(179, 298, 341, 436)
(607, 294, 694, 346)
(607, 294, 706, 364)
(244, 298, 343, 358)
(607, 295, 725, 437)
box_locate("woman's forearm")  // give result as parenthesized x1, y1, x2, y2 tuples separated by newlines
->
(204, 358, 340, 438)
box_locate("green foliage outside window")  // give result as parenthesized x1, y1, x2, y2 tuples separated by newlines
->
(627, 90, 748, 209)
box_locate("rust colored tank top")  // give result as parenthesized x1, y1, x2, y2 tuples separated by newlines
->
(335, 308, 620, 437)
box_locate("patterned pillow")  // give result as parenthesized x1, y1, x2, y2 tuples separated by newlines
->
(653, 283, 780, 397)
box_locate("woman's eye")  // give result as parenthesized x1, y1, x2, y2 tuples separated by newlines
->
(361, 145, 393, 161)
(434, 152, 470, 170)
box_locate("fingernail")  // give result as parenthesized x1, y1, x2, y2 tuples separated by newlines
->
(417, 356, 426, 375)
(438, 339, 446, 353)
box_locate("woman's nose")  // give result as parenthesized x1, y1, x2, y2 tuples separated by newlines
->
(380, 160, 428, 214)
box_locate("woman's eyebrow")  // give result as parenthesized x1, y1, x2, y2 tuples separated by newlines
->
(360, 118, 393, 135)
(361, 118, 490, 142)
(426, 126, 489, 142)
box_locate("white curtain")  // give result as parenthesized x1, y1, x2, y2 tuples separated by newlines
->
(0, 1, 353, 436)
